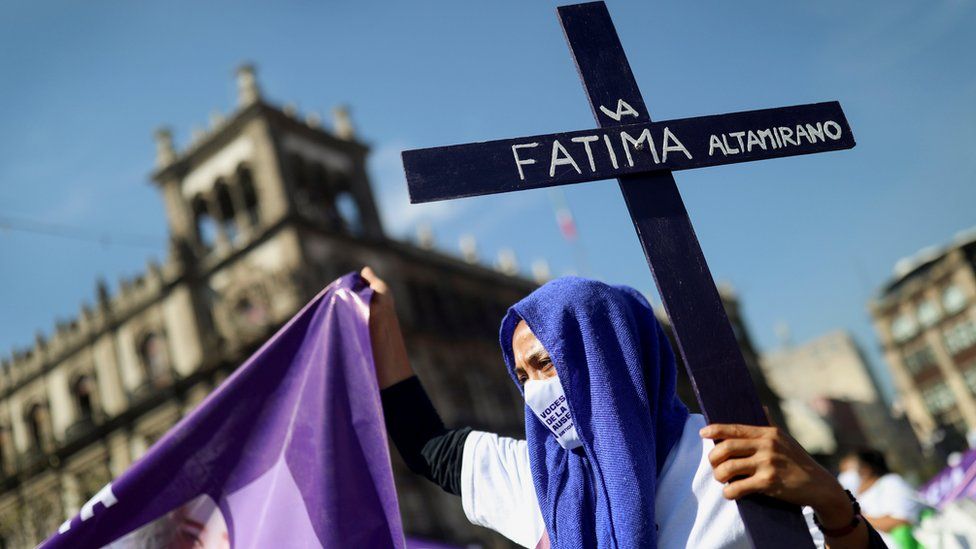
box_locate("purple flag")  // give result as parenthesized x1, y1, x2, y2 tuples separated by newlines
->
(920, 448, 976, 509)
(41, 273, 407, 548)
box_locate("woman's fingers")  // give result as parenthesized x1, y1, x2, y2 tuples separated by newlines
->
(708, 439, 760, 468)
(712, 457, 758, 484)
(361, 266, 381, 285)
(700, 423, 772, 441)
(361, 267, 393, 300)
(703, 421, 840, 510)
(703, 423, 790, 501)
(723, 474, 773, 500)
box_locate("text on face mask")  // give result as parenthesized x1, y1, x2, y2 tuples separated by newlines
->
(540, 395, 573, 436)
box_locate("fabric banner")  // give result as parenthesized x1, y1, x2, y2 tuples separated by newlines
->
(40, 273, 408, 548)
(919, 448, 976, 509)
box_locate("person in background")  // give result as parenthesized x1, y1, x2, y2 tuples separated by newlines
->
(853, 449, 922, 548)
(837, 454, 862, 493)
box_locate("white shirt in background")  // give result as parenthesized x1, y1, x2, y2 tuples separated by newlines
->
(858, 473, 922, 547)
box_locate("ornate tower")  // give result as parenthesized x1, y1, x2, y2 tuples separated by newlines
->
(152, 64, 384, 254)
(149, 64, 387, 356)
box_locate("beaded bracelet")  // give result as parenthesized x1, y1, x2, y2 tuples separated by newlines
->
(813, 489, 863, 538)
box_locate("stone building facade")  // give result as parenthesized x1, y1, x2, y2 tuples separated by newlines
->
(870, 229, 976, 455)
(760, 331, 925, 473)
(0, 65, 535, 548)
(0, 66, 785, 548)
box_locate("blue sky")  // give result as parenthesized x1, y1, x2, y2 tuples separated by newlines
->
(1, 1, 974, 403)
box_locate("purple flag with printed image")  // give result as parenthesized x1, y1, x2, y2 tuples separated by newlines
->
(41, 273, 407, 548)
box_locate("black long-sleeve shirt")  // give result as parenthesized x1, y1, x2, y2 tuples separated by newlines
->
(380, 376, 469, 495)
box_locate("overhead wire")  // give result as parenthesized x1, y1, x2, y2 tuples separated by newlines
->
(0, 214, 165, 250)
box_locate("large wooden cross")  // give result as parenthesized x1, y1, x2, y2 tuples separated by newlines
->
(401, 2, 854, 545)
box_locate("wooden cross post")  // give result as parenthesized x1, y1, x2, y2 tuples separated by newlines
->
(402, 2, 854, 545)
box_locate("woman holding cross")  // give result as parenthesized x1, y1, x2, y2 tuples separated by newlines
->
(363, 268, 884, 548)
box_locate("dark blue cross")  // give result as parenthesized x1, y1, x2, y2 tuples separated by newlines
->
(402, 3, 855, 545)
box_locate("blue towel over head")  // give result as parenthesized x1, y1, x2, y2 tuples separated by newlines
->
(499, 277, 689, 548)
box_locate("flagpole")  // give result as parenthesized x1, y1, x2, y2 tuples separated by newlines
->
(547, 188, 592, 278)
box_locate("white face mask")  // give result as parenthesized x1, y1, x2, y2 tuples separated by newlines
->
(837, 469, 861, 492)
(524, 375, 583, 450)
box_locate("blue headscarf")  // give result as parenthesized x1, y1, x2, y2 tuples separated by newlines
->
(499, 277, 689, 548)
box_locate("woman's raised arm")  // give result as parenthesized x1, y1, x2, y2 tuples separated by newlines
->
(361, 266, 415, 389)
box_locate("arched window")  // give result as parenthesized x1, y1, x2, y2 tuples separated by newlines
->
(297, 162, 336, 227)
(943, 285, 967, 314)
(917, 300, 941, 327)
(290, 154, 311, 201)
(335, 191, 363, 235)
(903, 345, 936, 374)
(72, 375, 95, 420)
(943, 319, 976, 355)
(307, 163, 329, 205)
(214, 180, 237, 243)
(238, 165, 260, 227)
(0, 426, 9, 476)
(138, 332, 171, 386)
(25, 403, 50, 453)
(193, 196, 217, 250)
(891, 313, 918, 342)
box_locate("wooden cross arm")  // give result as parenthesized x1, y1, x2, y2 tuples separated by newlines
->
(403, 102, 853, 204)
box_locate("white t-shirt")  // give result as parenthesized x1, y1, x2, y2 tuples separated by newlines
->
(858, 473, 921, 547)
(461, 414, 821, 548)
